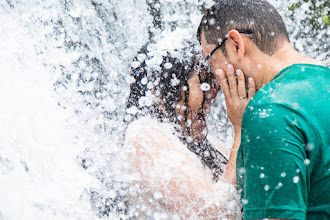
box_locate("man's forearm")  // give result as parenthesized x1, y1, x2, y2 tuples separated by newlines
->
(223, 127, 241, 185)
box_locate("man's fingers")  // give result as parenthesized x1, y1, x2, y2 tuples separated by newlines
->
(226, 64, 238, 97)
(236, 69, 246, 99)
(214, 69, 231, 99)
(248, 77, 256, 99)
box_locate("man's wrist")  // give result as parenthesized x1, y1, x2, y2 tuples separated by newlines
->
(234, 126, 242, 137)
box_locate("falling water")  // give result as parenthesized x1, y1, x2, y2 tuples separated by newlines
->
(0, 0, 328, 219)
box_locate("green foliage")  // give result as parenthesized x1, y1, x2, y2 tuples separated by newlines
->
(289, 0, 329, 29)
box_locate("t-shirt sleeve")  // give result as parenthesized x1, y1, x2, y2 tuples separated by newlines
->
(237, 103, 317, 220)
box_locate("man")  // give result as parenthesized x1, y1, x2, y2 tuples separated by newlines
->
(198, 0, 330, 219)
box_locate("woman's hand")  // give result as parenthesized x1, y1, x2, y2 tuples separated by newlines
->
(214, 64, 256, 131)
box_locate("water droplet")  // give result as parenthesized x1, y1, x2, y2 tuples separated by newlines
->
(257, 64, 262, 69)
(242, 199, 249, 205)
(292, 118, 298, 125)
(141, 77, 148, 85)
(186, 136, 193, 143)
(238, 167, 245, 174)
(217, 38, 224, 43)
(137, 53, 147, 62)
(306, 143, 314, 151)
(304, 159, 310, 165)
(215, 69, 222, 75)
(281, 172, 286, 177)
(260, 173, 265, 178)
(204, 151, 210, 157)
(296, 169, 300, 173)
(153, 191, 163, 200)
(147, 82, 154, 89)
(293, 102, 299, 109)
(200, 83, 211, 91)
(209, 18, 215, 25)
(164, 62, 173, 69)
(293, 176, 299, 183)
(264, 185, 270, 191)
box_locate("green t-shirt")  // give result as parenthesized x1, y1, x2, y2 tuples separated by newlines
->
(236, 64, 330, 220)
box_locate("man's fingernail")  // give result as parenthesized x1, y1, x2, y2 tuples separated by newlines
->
(227, 64, 233, 72)
(236, 70, 241, 77)
(249, 78, 253, 84)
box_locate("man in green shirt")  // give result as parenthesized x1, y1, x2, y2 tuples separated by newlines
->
(198, 0, 329, 219)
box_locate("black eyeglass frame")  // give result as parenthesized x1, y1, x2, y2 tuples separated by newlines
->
(205, 30, 253, 61)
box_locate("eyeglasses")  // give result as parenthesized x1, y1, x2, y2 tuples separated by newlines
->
(205, 30, 253, 61)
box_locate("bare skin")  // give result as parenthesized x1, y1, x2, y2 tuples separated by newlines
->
(128, 61, 246, 219)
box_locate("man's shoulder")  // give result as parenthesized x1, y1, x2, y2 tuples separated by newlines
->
(248, 64, 330, 115)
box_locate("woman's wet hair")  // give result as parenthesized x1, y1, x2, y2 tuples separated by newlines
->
(125, 40, 195, 123)
(125, 41, 228, 181)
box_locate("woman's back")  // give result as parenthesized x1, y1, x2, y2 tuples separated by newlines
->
(125, 116, 241, 219)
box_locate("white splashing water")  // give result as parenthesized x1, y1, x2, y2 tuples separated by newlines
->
(0, 0, 328, 218)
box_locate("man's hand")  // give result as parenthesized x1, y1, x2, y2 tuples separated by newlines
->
(214, 64, 256, 131)
(215, 64, 256, 185)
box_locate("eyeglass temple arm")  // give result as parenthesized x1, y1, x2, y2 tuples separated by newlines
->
(205, 30, 252, 60)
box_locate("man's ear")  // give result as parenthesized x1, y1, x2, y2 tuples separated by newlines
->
(227, 30, 245, 61)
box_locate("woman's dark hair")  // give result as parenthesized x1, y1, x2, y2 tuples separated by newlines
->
(125, 40, 228, 181)
(125, 40, 194, 122)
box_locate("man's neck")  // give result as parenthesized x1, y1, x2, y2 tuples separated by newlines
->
(256, 42, 322, 90)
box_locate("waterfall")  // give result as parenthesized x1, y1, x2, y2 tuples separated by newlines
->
(0, 0, 328, 219)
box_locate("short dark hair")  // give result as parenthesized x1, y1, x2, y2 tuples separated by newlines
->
(198, 0, 290, 55)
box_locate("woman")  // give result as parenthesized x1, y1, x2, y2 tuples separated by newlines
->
(124, 31, 246, 219)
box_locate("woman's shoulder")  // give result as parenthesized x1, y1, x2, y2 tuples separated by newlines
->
(127, 116, 173, 131)
(124, 116, 179, 146)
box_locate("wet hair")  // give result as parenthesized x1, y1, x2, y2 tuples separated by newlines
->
(197, 0, 290, 56)
(125, 41, 194, 122)
(125, 41, 228, 181)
